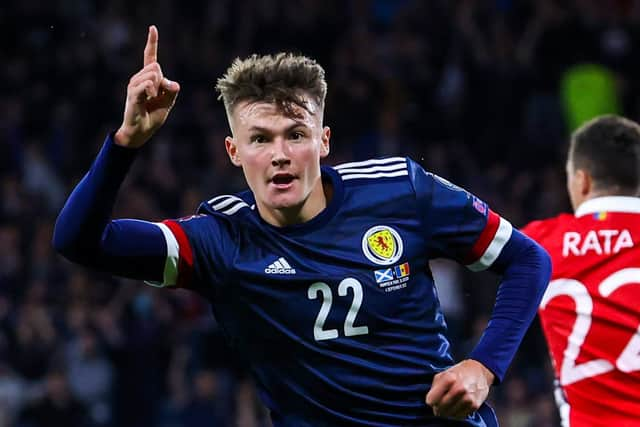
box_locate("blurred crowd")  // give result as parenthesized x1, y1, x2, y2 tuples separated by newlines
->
(2, 0, 640, 426)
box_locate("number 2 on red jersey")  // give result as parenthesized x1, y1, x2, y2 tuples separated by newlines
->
(541, 268, 640, 385)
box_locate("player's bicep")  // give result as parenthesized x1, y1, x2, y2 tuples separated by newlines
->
(147, 219, 194, 288)
(91, 219, 169, 282)
(410, 159, 513, 268)
(463, 210, 513, 272)
(158, 215, 234, 294)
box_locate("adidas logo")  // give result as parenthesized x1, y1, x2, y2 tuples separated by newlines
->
(265, 257, 296, 274)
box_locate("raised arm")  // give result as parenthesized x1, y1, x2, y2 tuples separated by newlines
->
(53, 26, 181, 282)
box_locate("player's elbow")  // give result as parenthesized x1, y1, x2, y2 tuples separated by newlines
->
(52, 225, 75, 259)
(540, 245, 552, 277)
(530, 241, 552, 298)
(500, 230, 552, 301)
(51, 220, 87, 263)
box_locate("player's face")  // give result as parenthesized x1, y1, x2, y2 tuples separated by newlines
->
(225, 99, 330, 226)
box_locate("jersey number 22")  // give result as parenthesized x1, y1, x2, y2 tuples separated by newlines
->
(541, 268, 640, 385)
(307, 278, 370, 341)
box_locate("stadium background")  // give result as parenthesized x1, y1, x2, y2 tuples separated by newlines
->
(1, 0, 639, 426)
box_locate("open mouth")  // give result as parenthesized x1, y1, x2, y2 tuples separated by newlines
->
(270, 173, 295, 186)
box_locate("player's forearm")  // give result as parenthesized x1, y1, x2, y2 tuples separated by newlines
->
(468, 230, 551, 382)
(52, 133, 166, 280)
(53, 132, 138, 257)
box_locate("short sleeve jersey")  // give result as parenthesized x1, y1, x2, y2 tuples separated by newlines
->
(522, 197, 640, 427)
(156, 157, 511, 427)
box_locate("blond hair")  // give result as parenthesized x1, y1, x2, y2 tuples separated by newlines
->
(215, 52, 327, 118)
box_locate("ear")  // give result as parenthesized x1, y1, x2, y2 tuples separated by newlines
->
(225, 136, 242, 167)
(575, 168, 592, 197)
(319, 126, 331, 158)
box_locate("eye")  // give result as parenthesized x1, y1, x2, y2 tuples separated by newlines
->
(290, 131, 305, 140)
(250, 135, 267, 143)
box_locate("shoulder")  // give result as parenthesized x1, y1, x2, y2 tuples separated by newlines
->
(332, 156, 411, 183)
(196, 191, 256, 219)
(333, 156, 467, 196)
(329, 157, 423, 210)
(173, 192, 256, 246)
(521, 213, 574, 242)
(330, 156, 440, 199)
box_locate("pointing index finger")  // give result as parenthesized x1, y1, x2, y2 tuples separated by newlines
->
(143, 25, 158, 66)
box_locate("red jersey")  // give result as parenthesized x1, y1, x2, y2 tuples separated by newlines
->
(522, 196, 640, 426)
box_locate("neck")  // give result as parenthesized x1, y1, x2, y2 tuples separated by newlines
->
(576, 186, 636, 211)
(588, 186, 636, 201)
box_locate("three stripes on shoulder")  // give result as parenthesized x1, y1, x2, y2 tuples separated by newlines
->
(334, 157, 408, 180)
(207, 195, 251, 215)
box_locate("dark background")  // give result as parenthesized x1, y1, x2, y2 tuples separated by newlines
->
(2, 0, 639, 426)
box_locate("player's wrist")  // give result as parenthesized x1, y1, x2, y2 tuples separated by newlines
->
(114, 126, 146, 148)
(114, 127, 133, 147)
(466, 358, 495, 385)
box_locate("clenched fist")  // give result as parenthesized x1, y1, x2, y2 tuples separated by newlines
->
(425, 359, 494, 420)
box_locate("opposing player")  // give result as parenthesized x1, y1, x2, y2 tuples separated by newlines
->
(522, 115, 640, 426)
(53, 26, 551, 426)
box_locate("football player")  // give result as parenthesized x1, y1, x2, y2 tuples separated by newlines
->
(54, 26, 551, 426)
(523, 115, 640, 426)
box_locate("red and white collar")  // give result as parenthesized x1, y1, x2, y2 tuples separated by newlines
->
(575, 196, 640, 217)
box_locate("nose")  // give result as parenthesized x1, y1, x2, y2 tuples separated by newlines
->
(271, 137, 291, 167)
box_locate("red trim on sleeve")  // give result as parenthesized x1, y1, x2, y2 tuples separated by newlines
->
(163, 220, 194, 288)
(464, 210, 500, 264)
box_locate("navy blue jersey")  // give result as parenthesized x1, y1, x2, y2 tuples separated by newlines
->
(153, 157, 510, 426)
(54, 136, 550, 426)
